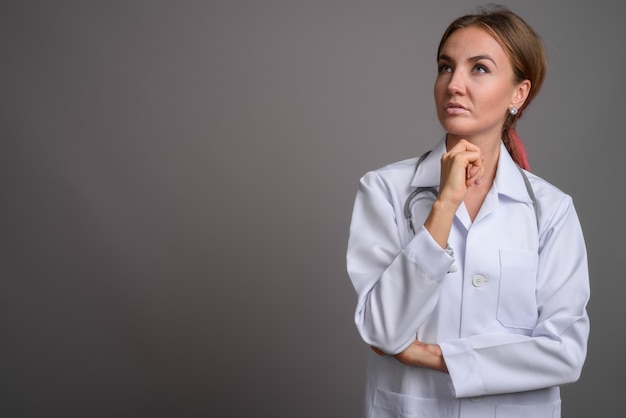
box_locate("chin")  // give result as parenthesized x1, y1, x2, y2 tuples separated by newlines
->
(439, 123, 474, 138)
(439, 121, 496, 140)
(438, 116, 467, 131)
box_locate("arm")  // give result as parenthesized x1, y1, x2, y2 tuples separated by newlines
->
(348, 141, 485, 353)
(347, 171, 454, 354)
(440, 195, 590, 397)
(425, 139, 484, 248)
(372, 339, 449, 372)
(381, 194, 590, 391)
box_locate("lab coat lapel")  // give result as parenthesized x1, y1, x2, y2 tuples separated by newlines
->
(409, 138, 532, 230)
(474, 142, 534, 225)
(410, 137, 446, 188)
(493, 142, 535, 205)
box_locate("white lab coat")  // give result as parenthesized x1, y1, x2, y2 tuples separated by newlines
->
(347, 137, 590, 418)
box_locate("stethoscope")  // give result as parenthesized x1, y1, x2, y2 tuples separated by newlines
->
(403, 150, 539, 235)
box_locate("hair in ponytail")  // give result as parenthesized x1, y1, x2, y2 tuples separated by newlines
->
(505, 128, 529, 170)
(437, 5, 546, 170)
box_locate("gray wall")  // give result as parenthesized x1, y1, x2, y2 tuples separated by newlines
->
(1, 1, 622, 417)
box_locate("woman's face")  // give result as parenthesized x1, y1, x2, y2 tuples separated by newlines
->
(434, 26, 527, 143)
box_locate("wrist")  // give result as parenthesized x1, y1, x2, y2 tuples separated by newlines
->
(424, 199, 457, 249)
(429, 344, 448, 373)
(432, 198, 460, 216)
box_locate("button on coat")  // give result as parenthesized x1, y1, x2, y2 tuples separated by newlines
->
(472, 275, 485, 287)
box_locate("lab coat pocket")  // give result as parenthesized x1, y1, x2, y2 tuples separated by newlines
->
(496, 399, 561, 417)
(497, 250, 539, 330)
(372, 388, 452, 417)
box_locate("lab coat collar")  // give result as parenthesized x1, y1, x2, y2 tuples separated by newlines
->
(409, 136, 533, 204)
(409, 136, 446, 188)
(493, 142, 534, 204)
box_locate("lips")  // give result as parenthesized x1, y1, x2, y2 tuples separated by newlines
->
(444, 102, 469, 115)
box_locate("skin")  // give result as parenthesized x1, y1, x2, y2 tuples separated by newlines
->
(372, 26, 531, 372)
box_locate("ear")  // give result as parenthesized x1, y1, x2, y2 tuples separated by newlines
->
(511, 79, 531, 109)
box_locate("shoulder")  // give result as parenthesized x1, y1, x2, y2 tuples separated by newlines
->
(359, 157, 418, 186)
(355, 157, 420, 203)
(524, 170, 577, 232)
(368, 157, 419, 175)
(524, 170, 570, 204)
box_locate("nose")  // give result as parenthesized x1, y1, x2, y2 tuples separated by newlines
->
(446, 70, 466, 95)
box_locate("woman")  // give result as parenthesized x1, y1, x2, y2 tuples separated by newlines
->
(346, 5, 589, 418)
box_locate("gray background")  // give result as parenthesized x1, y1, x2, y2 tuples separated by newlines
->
(1, 1, 622, 417)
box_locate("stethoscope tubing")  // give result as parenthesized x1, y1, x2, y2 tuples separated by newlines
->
(403, 150, 539, 235)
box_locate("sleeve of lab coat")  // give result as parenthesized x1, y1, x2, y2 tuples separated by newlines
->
(440, 194, 590, 398)
(347, 171, 455, 354)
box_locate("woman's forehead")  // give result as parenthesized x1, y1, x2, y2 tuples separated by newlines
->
(439, 26, 507, 61)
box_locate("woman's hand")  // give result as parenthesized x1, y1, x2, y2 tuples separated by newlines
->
(370, 340, 448, 373)
(438, 139, 484, 207)
(424, 139, 483, 248)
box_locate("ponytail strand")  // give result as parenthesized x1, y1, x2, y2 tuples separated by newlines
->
(504, 128, 529, 170)
(503, 108, 530, 170)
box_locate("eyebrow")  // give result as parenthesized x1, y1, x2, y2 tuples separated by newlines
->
(438, 53, 498, 67)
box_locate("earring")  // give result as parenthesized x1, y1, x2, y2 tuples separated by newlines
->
(509, 107, 519, 116)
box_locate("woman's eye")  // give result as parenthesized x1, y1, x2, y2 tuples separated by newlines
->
(438, 64, 452, 73)
(474, 65, 489, 73)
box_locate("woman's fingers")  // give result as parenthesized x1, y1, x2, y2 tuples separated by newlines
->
(466, 161, 484, 187)
(392, 340, 448, 372)
(439, 142, 483, 205)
